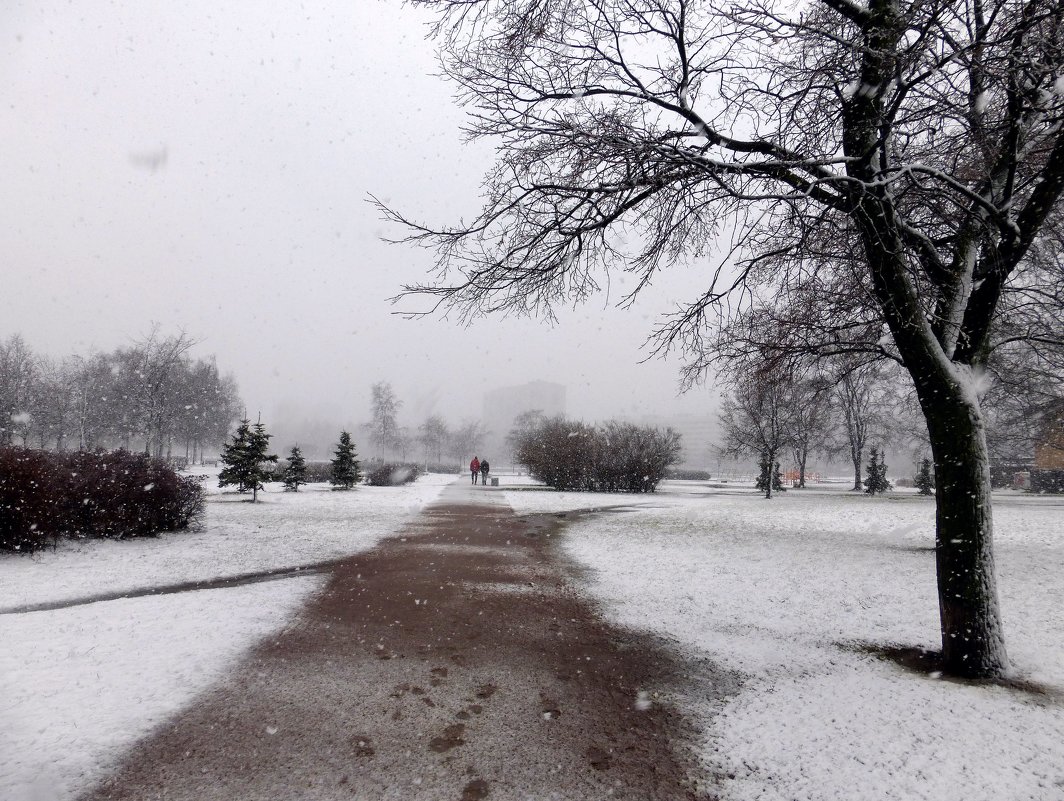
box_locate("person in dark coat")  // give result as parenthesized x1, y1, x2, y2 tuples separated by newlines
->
(470, 456, 480, 484)
(480, 459, 490, 485)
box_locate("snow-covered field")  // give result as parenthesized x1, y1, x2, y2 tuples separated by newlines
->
(3, 473, 1061, 801)
(505, 481, 1064, 801)
(0, 472, 452, 801)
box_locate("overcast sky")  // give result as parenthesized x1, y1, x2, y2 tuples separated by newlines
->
(0, 0, 720, 431)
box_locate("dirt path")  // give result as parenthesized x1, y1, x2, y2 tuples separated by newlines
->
(82, 481, 720, 801)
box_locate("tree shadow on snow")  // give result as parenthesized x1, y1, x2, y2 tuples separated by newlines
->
(846, 641, 1064, 700)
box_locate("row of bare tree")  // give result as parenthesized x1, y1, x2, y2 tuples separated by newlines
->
(717, 348, 1061, 497)
(367, 381, 486, 466)
(0, 329, 241, 462)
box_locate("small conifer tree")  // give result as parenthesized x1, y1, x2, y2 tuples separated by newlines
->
(219, 417, 277, 502)
(754, 453, 785, 498)
(864, 446, 893, 495)
(219, 419, 252, 493)
(283, 445, 308, 492)
(330, 431, 361, 490)
(914, 457, 935, 496)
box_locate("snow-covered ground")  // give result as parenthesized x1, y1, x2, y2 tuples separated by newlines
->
(3, 473, 1061, 801)
(0, 472, 452, 801)
(505, 481, 1064, 801)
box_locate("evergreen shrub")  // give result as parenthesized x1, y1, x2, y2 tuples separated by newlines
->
(864, 447, 893, 495)
(330, 431, 361, 489)
(914, 457, 936, 495)
(755, 454, 785, 493)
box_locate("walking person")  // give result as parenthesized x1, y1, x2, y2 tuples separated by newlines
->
(470, 456, 480, 485)
(480, 458, 490, 486)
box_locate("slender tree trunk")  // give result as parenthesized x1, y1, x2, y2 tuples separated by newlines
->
(850, 443, 862, 491)
(765, 449, 776, 499)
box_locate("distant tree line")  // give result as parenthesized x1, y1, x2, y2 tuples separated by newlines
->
(0, 329, 241, 462)
(365, 381, 487, 469)
(717, 353, 1063, 499)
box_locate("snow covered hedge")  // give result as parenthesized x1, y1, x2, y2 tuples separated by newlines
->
(0, 447, 204, 552)
(363, 462, 422, 486)
(269, 460, 334, 484)
(512, 416, 681, 493)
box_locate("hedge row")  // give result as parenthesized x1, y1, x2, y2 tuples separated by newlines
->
(363, 462, 422, 486)
(266, 460, 426, 487)
(665, 467, 712, 481)
(268, 460, 335, 484)
(0, 447, 204, 552)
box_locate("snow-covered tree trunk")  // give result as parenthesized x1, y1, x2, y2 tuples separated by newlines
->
(916, 369, 1008, 676)
(849, 441, 862, 492)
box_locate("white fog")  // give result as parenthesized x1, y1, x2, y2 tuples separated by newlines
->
(2, 2, 1062, 801)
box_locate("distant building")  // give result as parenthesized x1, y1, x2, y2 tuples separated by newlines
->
(481, 380, 566, 466)
(1034, 407, 1064, 470)
(1032, 405, 1064, 493)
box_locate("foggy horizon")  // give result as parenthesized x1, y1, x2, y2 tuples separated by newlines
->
(1, 0, 723, 450)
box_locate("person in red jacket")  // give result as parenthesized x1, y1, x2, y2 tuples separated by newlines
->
(470, 456, 480, 485)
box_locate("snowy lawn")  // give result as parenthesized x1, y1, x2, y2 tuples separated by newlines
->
(0, 473, 452, 801)
(505, 481, 1064, 801)
(1, 471, 453, 609)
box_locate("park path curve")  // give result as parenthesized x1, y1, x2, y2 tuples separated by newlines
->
(82, 480, 717, 801)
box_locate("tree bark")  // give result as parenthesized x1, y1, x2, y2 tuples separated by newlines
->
(917, 377, 1009, 677)
(850, 445, 862, 491)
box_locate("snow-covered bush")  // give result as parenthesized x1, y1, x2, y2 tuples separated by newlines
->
(665, 467, 712, 481)
(0, 447, 203, 552)
(364, 462, 422, 486)
(268, 460, 333, 484)
(511, 416, 680, 492)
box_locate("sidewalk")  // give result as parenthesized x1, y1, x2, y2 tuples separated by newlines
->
(83, 481, 712, 800)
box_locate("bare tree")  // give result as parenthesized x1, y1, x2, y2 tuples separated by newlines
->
(388, 0, 1064, 677)
(67, 353, 115, 451)
(506, 409, 545, 470)
(449, 419, 486, 463)
(369, 382, 403, 458)
(29, 357, 80, 450)
(828, 362, 892, 491)
(114, 327, 196, 456)
(789, 376, 835, 488)
(718, 368, 795, 499)
(174, 357, 242, 464)
(981, 341, 1064, 468)
(0, 334, 37, 446)
(418, 414, 450, 465)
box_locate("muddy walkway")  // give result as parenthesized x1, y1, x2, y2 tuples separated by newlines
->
(83, 482, 721, 801)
